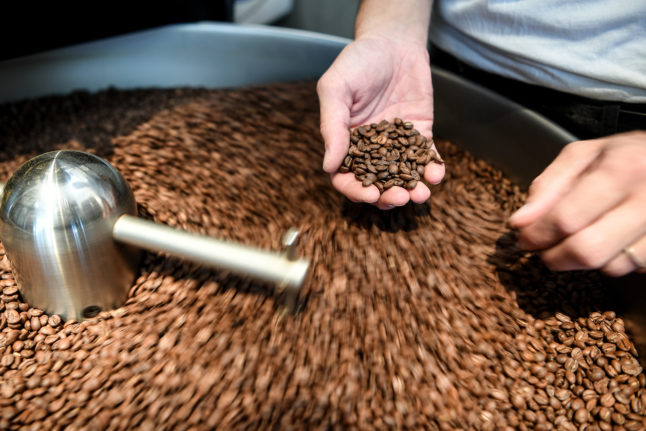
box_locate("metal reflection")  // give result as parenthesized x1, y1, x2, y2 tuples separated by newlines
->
(0, 151, 140, 320)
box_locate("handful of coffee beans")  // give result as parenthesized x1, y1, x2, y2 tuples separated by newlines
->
(340, 118, 443, 193)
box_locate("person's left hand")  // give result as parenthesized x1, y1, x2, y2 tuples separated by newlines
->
(509, 131, 646, 276)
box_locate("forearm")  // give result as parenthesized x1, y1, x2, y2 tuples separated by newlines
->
(355, 0, 432, 44)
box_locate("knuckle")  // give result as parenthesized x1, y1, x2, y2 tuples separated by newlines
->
(550, 208, 581, 237)
(315, 76, 328, 94)
(599, 150, 631, 175)
(566, 235, 609, 269)
(624, 154, 646, 180)
(598, 140, 646, 183)
(560, 139, 589, 156)
(527, 176, 547, 196)
(316, 72, 338, 96)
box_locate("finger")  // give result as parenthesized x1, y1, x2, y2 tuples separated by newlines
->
(540, 195, 646, 272)
(377, 186, 410, 208)
(601, 235, 646, 277)
(510, 139, 604, 228)
(424, 161, 446, 185)
(330, 172, 380, 203)
(375, 183, 430, 209)
(409, 182, 431, 204)
(424, 142, 445, 185)
(317, 76, 352, 173)
(516, 164, 627, 251)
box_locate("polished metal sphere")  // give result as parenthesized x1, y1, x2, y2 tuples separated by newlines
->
(0, 150, 140, 320)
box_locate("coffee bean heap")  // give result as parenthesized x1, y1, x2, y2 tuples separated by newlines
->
(503, 311, 644, 430)
(0, 82, 644, 430)
(340, 118, 443, 192)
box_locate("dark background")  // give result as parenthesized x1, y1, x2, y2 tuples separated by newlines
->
(0, 1, 234, 61)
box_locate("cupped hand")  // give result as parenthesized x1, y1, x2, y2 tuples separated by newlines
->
(317, 36, 445, 210)
(509, 131, 646, 276)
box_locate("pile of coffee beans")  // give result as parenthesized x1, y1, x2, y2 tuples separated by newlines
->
(0, 82, 644, 430)
(340, 118, 442, 192)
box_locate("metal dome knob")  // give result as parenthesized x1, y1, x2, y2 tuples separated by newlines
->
(0, 150, 140, 321)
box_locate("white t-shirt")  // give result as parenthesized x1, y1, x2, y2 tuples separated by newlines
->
(430, 0, 646, 103)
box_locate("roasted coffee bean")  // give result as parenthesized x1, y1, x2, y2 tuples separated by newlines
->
(600, 393, 615, 408)
(2, 286, 18, 296)
(362, 173, 377, 186)
(582, 389, 598, 401)
(621, 358, 643, 376)
(383, 179, 396, 190)
(48, 315, 62, 328)
(590, 367, 605, 381)
(1, 354, 13, 367)
(574, 408, 589, 423)
(29, 309, 43, 317)
(377, 171, 390, 180)
(344, 119, 442, 195)
(631, 397, 642, 413)
(30, 317, 41, 331)
(5, 309, 21, 325)
(406, 180, 418, 190)
(599, 406, 612, 422)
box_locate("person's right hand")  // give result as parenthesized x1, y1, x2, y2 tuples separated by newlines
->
(510, 131, 646, 276)
(317, 35, 445, 210)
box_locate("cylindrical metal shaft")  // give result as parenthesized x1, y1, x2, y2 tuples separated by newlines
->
(0, 176, 310, 290)
(0, 151, 311, 321)
(112, 215, 309, 289)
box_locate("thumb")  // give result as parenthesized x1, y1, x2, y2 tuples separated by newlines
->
(317, 75, 352, 173)
(509, 139, 603, 228)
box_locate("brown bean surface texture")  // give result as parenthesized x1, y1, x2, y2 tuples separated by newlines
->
(0, 82, 644, 430)
(341, 118, 442, 193)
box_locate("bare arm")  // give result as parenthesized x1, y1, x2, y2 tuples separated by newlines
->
(317, 0, 441, 209)
(355, 0, 432, 44)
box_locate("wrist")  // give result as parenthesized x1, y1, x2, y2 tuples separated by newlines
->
(355, 0, 431, 45)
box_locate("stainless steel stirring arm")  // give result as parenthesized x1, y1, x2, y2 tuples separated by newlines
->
(0, 151, 309, 320)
